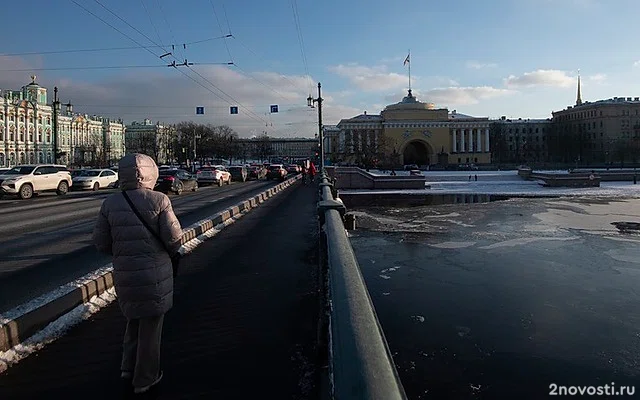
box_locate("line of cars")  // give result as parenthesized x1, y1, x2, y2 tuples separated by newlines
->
(0, 161, 304, 200)
(0, 164, 122, 199)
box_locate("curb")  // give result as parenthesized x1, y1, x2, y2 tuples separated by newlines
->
(0, 174, 302, 353)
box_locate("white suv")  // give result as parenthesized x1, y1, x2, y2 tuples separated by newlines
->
(0, 164, 73, 199)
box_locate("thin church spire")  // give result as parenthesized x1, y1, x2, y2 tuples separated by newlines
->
(576, 69, 583, 106)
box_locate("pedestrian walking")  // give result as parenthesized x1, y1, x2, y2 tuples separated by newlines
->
(92, 153, 183, 395)
(474, 174, 478, 181)
(309, 162, 317, 183)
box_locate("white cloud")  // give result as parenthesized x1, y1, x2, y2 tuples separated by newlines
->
(384, 86, 514, 106)
(504, 69, 575, 88)
(0, 61, 361, 138)
(424, 86, 514, 106)
(427, 76, 460, 87)
(587, 73, 607, 83)
(327, 63, 408, 92)
(466, 61, 498, 69)
(378, 56, 404, 64)
(633, 60, 640, 67)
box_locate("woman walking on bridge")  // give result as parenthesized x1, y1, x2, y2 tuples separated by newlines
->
(308, 161, 317, 183)
(93, 153, 183, 394)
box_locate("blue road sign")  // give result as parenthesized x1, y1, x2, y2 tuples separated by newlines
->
(196, 106, 205, 115)
(270, 105, 278, 113)
(230, 106, 238, 114)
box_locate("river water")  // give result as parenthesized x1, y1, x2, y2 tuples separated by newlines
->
(349, 196, 640, 399)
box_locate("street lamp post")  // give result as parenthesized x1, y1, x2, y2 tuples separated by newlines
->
(52, 87, 61, 164)
(307, 82, 324, 172)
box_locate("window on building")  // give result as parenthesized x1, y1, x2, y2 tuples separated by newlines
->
(600, 121, 603, 127)
(536, 128, 539, 133)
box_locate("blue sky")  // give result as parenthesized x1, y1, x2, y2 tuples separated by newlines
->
(1, 0, 639, 137)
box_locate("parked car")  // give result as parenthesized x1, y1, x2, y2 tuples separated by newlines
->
(72, 169, 118, 191)
(267, 164, 287, 181)
(155, 169, 198, 195)
(228, 165, 248, 182)
(0, 164, 73, 199)
(196, 165, 231, 187)
(247, 165, 266, 180)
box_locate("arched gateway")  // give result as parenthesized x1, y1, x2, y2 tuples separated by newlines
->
(402, 140, 431, 166)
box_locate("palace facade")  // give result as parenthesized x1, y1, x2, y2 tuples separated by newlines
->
(125, 119, 175, 164)
(331, 90, 491, 167)
(0, 77, 126, 167)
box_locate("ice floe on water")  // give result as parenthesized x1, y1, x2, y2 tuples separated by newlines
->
(429, 241, 477, 249)
(478, 236, 580, 250)
(531, 198, 640, 236)
(605, 248, 640, 264)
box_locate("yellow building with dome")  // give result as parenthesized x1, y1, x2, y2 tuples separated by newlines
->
(330, 90, 492, 167)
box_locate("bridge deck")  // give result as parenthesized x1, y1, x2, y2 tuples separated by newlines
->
(0, 183, 321, 399)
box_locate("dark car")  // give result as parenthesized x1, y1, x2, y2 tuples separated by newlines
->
(247, 165, 266, 180)
(228, 165, 248, 182)
(154, 169, 198, 195)
(267, 164, 287, 181)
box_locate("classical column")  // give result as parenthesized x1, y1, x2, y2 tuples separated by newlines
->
(452, 129, 457, 152)
(485, 128, 490, 152)
(460, 129, 465, 152)
(469, 129, 474, 153)
(477, 128, 482, 152)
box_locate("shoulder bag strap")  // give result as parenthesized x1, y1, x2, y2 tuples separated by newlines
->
(121, 191, 171, 255)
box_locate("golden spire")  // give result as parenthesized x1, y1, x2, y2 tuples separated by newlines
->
(576, 70, 582, 106)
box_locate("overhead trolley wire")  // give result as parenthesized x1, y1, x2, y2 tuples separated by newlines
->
(0, 36, 231, 57)
(208, 0, 233, 63)
(0, 62, 232, 72)
(290, 0, 313, 95)
(79, 0, 269, 126)
(154, 0, 187, 65)
(140, 0, 164, 49)
(91, 0, 268, 125)
(230, 36, 308, 94)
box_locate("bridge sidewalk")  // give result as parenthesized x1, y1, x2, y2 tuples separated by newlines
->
(0, 182, 321, 399)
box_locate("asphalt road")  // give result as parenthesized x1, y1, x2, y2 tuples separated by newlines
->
(0, 179, 282, 313)
(0, 180, 320, 399)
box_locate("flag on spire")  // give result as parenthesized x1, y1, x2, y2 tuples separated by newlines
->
(403, 53, 410, 66)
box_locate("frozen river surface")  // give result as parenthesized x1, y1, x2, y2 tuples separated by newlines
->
(349, 196, 640, 399)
